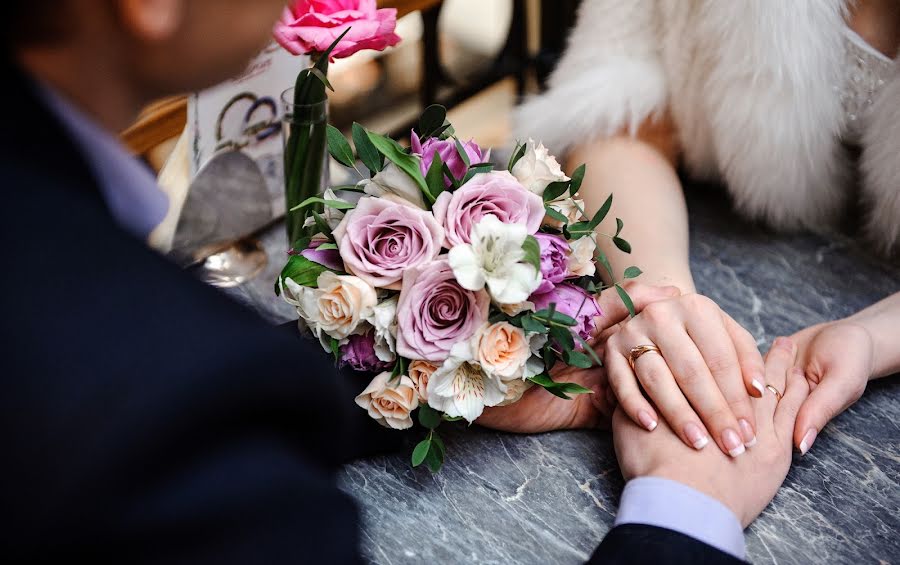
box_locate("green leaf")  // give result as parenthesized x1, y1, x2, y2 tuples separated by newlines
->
(549, 325, 575, 353)
(290, 196, 355, 212)
(418, 405, 442, 430)
(507, 141, 527, 172)
(434, 123, 454, 139)
(527, 374, 593, 400)
(569, 164, 586, 195)
(316, 242, 338, 251)
(442, 163, 460, 190)
(615, 283, 636, 317)
(352, 122, 383, 173)
(411, 439, 431, 467)
(574, 334, 603, 367)
(424, 443, 443, 473)
(418, 104, 447, 138)
(520, 315, 549, 335)
(461, 163, 494, 185)
(326, 124, 355, 167)
(613, 236, 632, 254)
(544, 205, 568, 224)
(305, 67, 334, 92)
(624, 266, 643, 279)
(431, 432, 446, 460)
(596, 249, 614, 280)
(533, 308, 577, 327)
(366, 131, 428, 192)
(290, 235, 312, 254)
(329, 337, 341, 363)
(589, 194, 613, 230)
(311, 210, 335, 242)
(615, 218, 624, 237)
(521, 235, 541, 271)
(390, 356, 408, 381)
(278, 254, 329, 289)
(564, 349, 593, 369)
(543, 181, 570, 203)
(454, 139, 471, 168)
(424, 152, 445, 206)
(442, 414, 464, 422)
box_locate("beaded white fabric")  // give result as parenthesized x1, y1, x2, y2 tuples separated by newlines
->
(840, 28, 894, 145)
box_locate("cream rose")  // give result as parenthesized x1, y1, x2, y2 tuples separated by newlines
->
(497, 378, 535, 406)
(355, 372, 419, 430)
(544, 197, 586, 229)
(473, 322, 531, 380)
(408, 360, 437, 403)
(568, 234, 597, 277)
(511, 138, 570, 196)
(304, 271, 377, 340)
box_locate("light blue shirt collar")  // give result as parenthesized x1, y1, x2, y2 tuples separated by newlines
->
(37, 84, 169, 241)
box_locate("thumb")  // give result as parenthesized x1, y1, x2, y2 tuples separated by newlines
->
(793, 370, 862, 455)
(593, 283, 680, 334)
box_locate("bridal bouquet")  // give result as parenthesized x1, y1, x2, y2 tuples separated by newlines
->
(277, 106, 638, 471)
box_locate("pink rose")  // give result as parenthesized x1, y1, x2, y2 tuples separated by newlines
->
(274, 0, 401, 59)
(432, 171, 544, 247)
(411, 131, 486, 187)
(396, 258, 490, 362)
(333, 197, 444, 289)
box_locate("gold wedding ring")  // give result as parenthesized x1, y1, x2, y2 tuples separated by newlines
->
(765, 384, 783, 402)
(628, 344, 661, 372)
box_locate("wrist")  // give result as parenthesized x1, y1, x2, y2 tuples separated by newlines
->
(842, 315, 897, 379)
(646, 466, 751, 527)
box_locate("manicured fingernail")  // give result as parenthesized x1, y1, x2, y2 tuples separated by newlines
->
(685, 423, 709, 450)
(751, 378, 765, 397)
(723, 429, 745, 457)
(739, 419, 757, 447)
(800, 428, 817, 455)
(638, 410, 658, 431)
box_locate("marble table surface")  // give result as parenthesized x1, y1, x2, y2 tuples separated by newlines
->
(223, 188, 900, 564)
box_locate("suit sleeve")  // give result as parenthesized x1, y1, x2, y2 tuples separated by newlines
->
(590, 524, 746, 565)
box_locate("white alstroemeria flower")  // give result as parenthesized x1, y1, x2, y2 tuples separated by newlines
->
(363, 296, 399, 363)
(427, 341, 506, 423)
(511, 138, 570, 197)
(448, 215, 542, 305)
(359, 162, 427, 209)
(302, 188, 349, 230)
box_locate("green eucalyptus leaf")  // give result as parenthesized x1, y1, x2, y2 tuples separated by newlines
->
(615, 218, 624, 237)
(549, 325, 575, 352)
(431, 432, 446, 460)
(544, 205, 569, 224)
(424, 443, 443, 473)
(424, 152, 445, 206)
(574, 334, 603, 367)
(533, 308, 577, 327)
(418, 405, 442, 430)
(527, 373, 593, 400)
(589, 194, 613, 230)
(352, 122, 383, 173)
(624, 266, 643, 279)
(418, 104, 447, 138)
(615, 283, 636, 317)
(520, 315, 549, 335)
(613, 237, 632, 254)
(325, 124, 355, 167)
(564, 349, 593, 369)
(569, 164, 586, 195)
(290, 196, 355, 212)
(521, 235, 541, 271)
(330, 337, 340, 363)
(543, 181, 570, 203)
(596, 249, 614, 280)
(411, 439, 431, 467)
(454, 139, 471, 168)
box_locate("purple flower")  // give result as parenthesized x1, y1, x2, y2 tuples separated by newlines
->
(332, 196, 444, 289)
(340, 330, 392, 372)
(530, 283, 602, 341)
(298, 238, 343, 271)
(411, 130, 486, 187)
(533, 233, 569, 294)
(396, 258, 490, 362)
(432, 171, 544, 248)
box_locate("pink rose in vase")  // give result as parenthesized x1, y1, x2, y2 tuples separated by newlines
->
(274, 0, 402, 59)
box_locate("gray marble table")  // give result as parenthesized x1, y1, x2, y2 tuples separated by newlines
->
(224, 188, 900, 564)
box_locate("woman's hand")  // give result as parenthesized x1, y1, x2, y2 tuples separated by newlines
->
(477, 283, 680, 433)
(785, 321, 875, 454)
(613, 340, 808, 527)
(604, 293, 767, 458)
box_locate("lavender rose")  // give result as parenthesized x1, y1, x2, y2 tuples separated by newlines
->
(432, 171, 544, 247)
(340, 329, 392, 372)
(411, 131, 486, 187)
(333, 196, 444, 289)
(530, 283, 602, 341)
(533, 233, 569, 294)
(396, 258, 490, 362)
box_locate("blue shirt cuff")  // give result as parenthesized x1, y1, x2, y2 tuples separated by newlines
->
(614, 476, 746, 560)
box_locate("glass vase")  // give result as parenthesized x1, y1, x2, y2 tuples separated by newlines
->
(281, 87, 329, 246)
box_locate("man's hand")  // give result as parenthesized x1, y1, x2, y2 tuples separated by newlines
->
(612, 338, 809, 527)
(477, 283, 680, 433)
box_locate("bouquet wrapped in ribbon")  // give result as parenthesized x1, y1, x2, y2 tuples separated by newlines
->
(277, 106, 639, 471)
